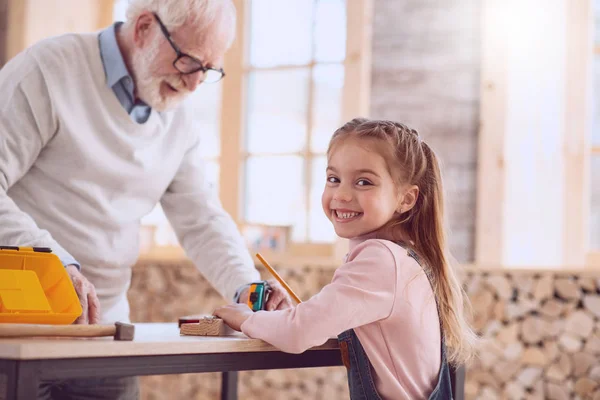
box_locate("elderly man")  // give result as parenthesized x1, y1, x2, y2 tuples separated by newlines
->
(0, 0, 291, 398)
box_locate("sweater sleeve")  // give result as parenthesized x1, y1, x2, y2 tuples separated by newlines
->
(240, 240, 397, 354)
(160, 135, 260, 301)
(0, 48, 79, 267)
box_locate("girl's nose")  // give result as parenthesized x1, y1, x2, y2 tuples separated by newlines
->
(333, 187, 352, 202)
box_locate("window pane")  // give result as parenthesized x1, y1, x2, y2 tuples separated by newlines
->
(311, 64, 345, 153)
(247, 69, 310, 153)
(591, 156, 600, 249)
(245, 156, 306, 241)
(189, 82, 223, 158)
(113, 0, 127, 21)
(249, 0, 314, 67)
(315, 0, 347, 63)
(309, 156, 336, 242)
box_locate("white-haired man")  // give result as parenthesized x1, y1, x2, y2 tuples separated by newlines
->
(0, 0, 291, 398)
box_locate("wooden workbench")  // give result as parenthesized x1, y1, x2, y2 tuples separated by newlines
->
(0, 323, 342, 400)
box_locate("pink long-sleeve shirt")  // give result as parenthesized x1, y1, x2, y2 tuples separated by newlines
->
(241, 237, 442, 399)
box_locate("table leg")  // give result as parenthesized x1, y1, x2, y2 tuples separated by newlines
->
(0, 360, 40, 400)
(221, 371, 238, 400)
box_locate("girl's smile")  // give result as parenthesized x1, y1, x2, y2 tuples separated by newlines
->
(322, 137, 401, 239)
(332, 208, 363, 223)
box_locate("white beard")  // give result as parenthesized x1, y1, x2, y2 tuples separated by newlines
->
(132, 42, 188, 112)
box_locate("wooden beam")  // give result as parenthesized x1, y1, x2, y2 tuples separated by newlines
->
(344, 0, 373, 121)
(592, 146, 600, 154)
(0, 0, 7, 66)
(218, 0, 247, 222)
(5, 0, 112, 62)
(97, 0, 115, 29)
(331, 0, 374, 260)
(595, 44, 600, 55)
(5, 0, 26, 62)
(562, 0, 593, 266)
(585, 251, 600, 267)
(475, 0, 508, 265)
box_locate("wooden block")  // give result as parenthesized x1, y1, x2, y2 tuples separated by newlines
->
(565, 310, 595, 337)
(583, 295, 600, 318)
(572, 352, 596, 377)
(555, 278, 580, 300)
(574, 378, 598, 398)
(533, 274, 554, 301)
(180, 316, 236, 336)
(545, 382, 570, 400)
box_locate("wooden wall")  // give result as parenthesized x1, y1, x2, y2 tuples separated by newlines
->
(369, 0, 482, 263)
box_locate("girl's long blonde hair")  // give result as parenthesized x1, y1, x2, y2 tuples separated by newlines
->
(328, 118, 477, 365)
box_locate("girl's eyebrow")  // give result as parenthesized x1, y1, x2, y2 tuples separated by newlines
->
(356, 169, 380, 177)
(326, 166, 380, 178)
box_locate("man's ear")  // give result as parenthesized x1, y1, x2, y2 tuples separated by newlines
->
(397, 185, 419, 214)
(133, 12, 155, 48)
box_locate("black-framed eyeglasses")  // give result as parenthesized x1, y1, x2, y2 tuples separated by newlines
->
(153, 13, 225, 84)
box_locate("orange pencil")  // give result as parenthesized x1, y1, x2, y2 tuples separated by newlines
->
(255, 253, 302, 304)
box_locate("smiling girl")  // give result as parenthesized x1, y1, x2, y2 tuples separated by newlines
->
(215, 118, 477, 399)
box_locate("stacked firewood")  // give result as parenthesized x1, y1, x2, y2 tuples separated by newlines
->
(464, 271, 600, 400)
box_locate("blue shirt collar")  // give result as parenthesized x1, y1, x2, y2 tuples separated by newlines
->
(98, 22, 131, 89)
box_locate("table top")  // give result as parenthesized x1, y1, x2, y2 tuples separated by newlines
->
(0, 323, 339, 360)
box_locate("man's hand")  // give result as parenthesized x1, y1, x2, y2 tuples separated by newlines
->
(66, 265, 101, 324)
(213, 303, 254, 331)
(236, 279, 294, 311)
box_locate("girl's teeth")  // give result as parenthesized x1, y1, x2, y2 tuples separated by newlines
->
(336, 211, 359, 219)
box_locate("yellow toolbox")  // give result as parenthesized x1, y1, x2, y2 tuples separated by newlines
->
(0, 246, 82, 324)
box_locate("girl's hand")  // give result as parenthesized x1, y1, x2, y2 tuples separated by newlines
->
(213, 303, 254, 331)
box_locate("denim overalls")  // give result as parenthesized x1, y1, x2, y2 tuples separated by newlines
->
(337, 247, 454, 400)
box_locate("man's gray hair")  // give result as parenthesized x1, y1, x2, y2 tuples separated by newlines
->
(124, 0, 236, 48)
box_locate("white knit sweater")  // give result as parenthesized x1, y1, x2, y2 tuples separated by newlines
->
(0, 32, 259, 322)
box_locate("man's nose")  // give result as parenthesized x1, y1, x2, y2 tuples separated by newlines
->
(182, 70, 205, 91)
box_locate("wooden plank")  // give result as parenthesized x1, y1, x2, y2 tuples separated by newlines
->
(5, 0, 26, 62)
(585, 252, 600, 267)
(343, 0, 373, 121)
(0, 0, 7, 66)
(96, 0, 115, 29)
(563, 0, 594, 266)
(303, 4, 317, 244)
(0, 323, 340, 360)
(592, 146, 600, 154)
(218, 0, 247, 222)
(331, 0, 374, 258)
(5, 0, 111, 62)
(245, 61, 340, 72)
(475, 0, 508, 265)
(180, 317, 236, 337)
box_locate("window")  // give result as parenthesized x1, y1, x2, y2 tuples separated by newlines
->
(113, 0, 372, 262)
(241, 0, 345, 244)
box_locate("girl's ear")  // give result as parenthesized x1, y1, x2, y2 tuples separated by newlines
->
(397, 185, 419, 214)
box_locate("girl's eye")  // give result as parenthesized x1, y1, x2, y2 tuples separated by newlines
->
(327, 176, 340, 184)
(357, 179, 372, 186)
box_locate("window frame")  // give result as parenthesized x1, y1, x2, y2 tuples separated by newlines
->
(217, 0, 373, 263)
